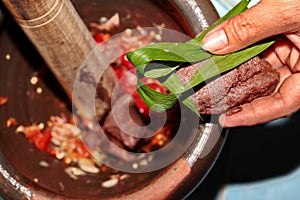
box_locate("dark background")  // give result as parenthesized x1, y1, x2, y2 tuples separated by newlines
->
(188, 110, 300, 199)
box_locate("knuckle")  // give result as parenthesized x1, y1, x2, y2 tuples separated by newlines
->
(225, 15, 255, 45)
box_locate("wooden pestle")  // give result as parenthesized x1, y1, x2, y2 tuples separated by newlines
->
(2, 0, 117, 120)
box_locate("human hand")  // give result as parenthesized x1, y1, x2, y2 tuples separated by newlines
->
(201, 0, 300, 127)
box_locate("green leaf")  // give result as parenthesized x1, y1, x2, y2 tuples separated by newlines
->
(127, 42, 213, 75)
(162, 73, 186, 95)
(152, 39, 274, 115)
(136, 79, 177, 112)
(144, 64, 180, 78)
(186, 40, 275, 91)
(125, 0, 276, 116)
(182, 97, 200, 118)
(126, 0, 253, 78)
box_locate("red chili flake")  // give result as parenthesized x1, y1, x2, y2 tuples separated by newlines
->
(16, 125, 40, 141)
(101, 166, 107, 172)
(112, 66, 127, 79)
(94, 33, 104, 43)
(33, 128, 52, 151)
(46, 147, 56, 156)
(75, 141, 90, 157)
(142, 127, 172, 151)
(93, 33, 110, 44)
(0, 96, 8, 106)
(150, 127, 171, 146)
(121, 53, 135, 70)
(6, 117, 17, 128)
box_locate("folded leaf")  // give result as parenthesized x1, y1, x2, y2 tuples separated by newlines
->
(136, 79, 177, 112)
(126, 0, 275, 116)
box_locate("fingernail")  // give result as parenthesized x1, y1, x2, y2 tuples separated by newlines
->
(201, 29, 228, 52)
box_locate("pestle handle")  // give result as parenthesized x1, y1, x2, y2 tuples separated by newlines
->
(2, 0, 116, 120)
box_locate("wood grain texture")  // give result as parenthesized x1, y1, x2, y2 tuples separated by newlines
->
(2, 0, 116, 120)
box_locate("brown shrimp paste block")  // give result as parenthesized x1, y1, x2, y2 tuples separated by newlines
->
(177, 56, 280, 114)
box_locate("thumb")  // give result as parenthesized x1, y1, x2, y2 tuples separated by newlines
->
(201, 1, 297, 54)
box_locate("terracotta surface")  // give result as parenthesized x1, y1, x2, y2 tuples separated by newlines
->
(0, 0, 227, 199)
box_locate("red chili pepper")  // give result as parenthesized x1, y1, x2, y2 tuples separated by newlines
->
(76, 141, 90, 157)
(93, 33, 104, 44)
(46, 147, 56, 156)
(132, 81, 167, 118)
(132, 90, 150, 118)
(114, 52, 168, 118)
(112, 66, 126, 79)
(121, 53, 135, 70)
(33, 129, 52, 151)
(112, 66, 137, 94)
(22, 128, 40, 141)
